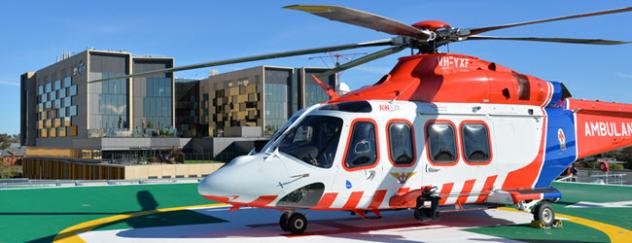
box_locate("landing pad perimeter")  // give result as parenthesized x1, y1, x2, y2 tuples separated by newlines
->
(1, 182, 631, 243)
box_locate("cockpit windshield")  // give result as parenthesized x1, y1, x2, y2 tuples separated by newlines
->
(278, 116, 343, 168)
(261, 105, 315, 154)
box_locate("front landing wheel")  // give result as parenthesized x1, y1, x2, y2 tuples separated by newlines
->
(533, 202, 555, 227)
(287, 213, 308, 234)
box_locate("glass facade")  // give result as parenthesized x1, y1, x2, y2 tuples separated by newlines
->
(264, 69, 291, 135)
(303, 70, 336, 108)
(89, 72, 128, 132)
(143, 77, 172, 129)
(36, 76, 78, 138)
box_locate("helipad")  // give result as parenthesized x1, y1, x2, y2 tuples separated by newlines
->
(1, 182, 630, 242)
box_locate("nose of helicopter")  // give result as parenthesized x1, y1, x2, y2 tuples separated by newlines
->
(197, 154, 286, 204)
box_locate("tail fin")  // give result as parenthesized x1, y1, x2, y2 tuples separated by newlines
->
(569, 99, 632, 159)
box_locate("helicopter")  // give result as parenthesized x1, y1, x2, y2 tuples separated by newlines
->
(94, 4, 632, 235)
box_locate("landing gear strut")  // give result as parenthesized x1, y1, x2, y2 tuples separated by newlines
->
(279, 211, 308, 234)
(414, 188, 440, 222)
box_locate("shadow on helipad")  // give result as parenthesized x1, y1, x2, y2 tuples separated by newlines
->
(112, 207, 528, 242)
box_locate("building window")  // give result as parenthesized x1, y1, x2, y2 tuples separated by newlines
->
(388, 121, 415, 165)
(461, 122, 491, 163)
(64, 76, 72, 87)
(69, 85, 77, 96)
(143, 77, 172, 129)
(426, 122, 458, 164)
(344, 120, 378, 170)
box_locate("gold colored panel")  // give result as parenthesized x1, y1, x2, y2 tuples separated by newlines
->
(237, 95, 247, 103)
(246, 84, 257, 93)
(49, 128, 57, 137)
(58, 127, 66, 137)
(68, 126, 78, 137)
(228, 87, 238, 96)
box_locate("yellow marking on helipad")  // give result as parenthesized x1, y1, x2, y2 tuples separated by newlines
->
(53, 203, 229, 243)
(498, 207, 632, 243)
(55, 205, 630, 243)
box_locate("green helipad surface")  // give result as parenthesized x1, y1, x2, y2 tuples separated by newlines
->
(0, 182, 630, 243)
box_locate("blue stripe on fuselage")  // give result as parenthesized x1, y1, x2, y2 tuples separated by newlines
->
(535, 106, 577, 188)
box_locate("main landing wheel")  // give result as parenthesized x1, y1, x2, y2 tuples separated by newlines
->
(279, 212, 290, 232)
(533, 202, 555, 227)
(287, 213, 308, 234)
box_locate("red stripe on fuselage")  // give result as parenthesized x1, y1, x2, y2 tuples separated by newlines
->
(248, 195, 277, 207)
(476, 175, 498, 203)
(439, 183, 454, 205)
(456, 179, 476, 205)
(343, 191, 364, 209)
(313, 192, 338, 209)
(368, 190, 387, 209)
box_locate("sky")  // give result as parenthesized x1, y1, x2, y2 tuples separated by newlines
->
(0, 0, 631, 134)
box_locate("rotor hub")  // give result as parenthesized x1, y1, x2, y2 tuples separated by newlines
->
(412, 20, 452, 31)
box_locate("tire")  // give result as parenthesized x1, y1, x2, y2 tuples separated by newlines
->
(288, 213, 308, 234)
(279, 212, 290, 232)
(414, 209, 422, 221)
(534, 202, 555, 227)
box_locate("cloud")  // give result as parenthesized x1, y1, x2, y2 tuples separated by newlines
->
(615, 72, 632, 80)
(0, 81, 19, 87)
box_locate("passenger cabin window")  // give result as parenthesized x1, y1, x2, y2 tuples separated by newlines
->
(426, 122, 458, 164)
(388, 122, 415, 165)
(278, 116, 343, 168)
(461, 123, 491, 163)
(345, 121, 378, 169)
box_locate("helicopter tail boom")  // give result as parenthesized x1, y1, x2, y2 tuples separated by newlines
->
(569, 99, 632, 159)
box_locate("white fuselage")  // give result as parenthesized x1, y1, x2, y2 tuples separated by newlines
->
(198, 100, 547, 210)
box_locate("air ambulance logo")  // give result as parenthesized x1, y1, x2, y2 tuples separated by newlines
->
(558, 128, 567, 151)
(390, 172, 416, 184)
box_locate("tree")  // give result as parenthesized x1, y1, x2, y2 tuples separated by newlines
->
(0, 133, 15, 150)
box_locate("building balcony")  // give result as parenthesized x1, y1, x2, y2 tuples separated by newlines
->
(87, 128, 178, 138)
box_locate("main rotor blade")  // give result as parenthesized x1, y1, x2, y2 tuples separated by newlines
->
(465, 35, 631, 45)
(318, 46, 406, 79)
(466, 6, 632, 36)
(285, 5, 432, 40)
(89, 39, 394, 83)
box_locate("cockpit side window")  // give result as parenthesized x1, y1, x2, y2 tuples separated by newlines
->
(344, 119, 379, 170)
(278, 116, 342, 168)
(426, 121, 458, 165)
